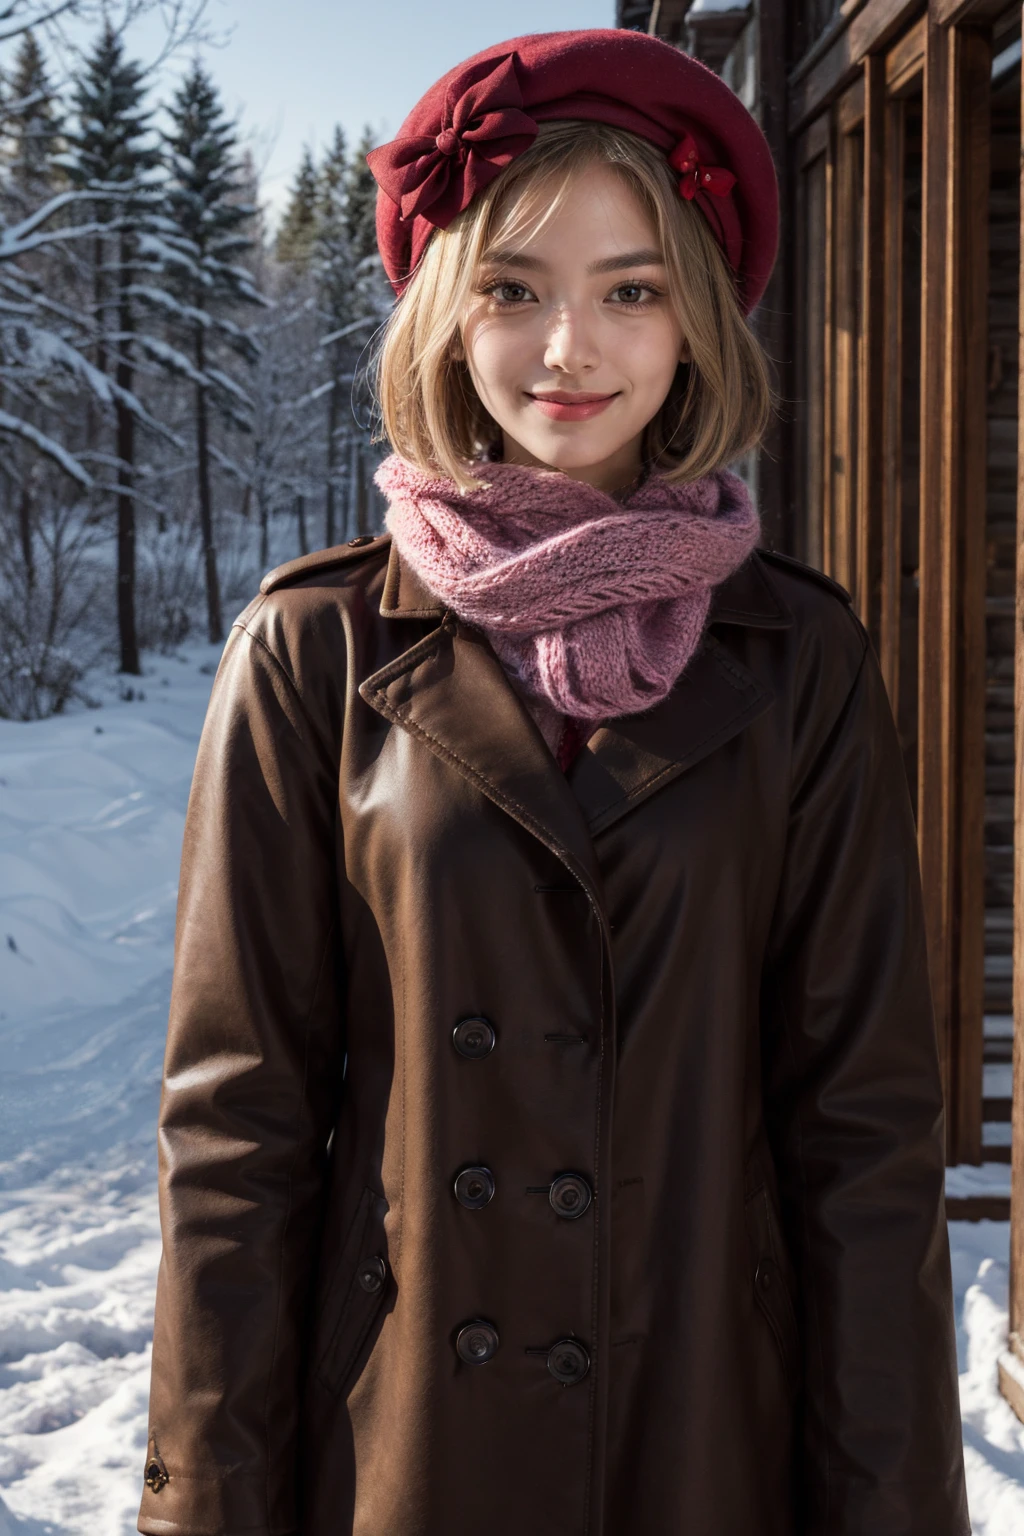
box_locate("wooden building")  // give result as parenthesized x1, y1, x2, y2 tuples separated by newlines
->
(617, 0, 1024, 1419)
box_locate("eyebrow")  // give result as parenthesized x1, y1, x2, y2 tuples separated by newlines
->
(481, 246, 665, 275)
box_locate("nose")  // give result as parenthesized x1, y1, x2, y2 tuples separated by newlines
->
(542, 300, 600, 377)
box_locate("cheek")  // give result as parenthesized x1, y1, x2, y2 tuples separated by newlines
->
(618, 319, 683, 392)
(466, 325, 529, 401)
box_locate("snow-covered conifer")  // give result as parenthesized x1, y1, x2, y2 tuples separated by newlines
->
(309, 125, 390, 545)
(62, 21, 164, 673)
(1, 30, 63, 211)
(276, 144, 318, 269)
(158, 59, 261, 643)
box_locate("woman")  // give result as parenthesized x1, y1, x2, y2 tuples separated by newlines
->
(138, 28, 969, 1536)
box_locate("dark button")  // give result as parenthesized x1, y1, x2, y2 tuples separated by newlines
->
(452, 1016, 496, 1058)
(144, 1458, 168, 1493)
(547, 1338, 590, 1385)
(549, 1173, 592, 1220)
(357, 1254, 387, 1294)
(456, 1319, 499, 1364)
(756, 1260, 775, 1293)
(347, 534, 375, 545)
(454, 1165, 495, 1209)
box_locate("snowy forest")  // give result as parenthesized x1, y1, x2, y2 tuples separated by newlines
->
(0, 0, 393, 722)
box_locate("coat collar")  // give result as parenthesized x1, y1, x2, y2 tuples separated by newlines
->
(360, 540, 789, 902)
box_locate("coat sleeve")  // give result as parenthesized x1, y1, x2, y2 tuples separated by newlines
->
(138, 608, 344, 1536)
(761, 612, 970, 1536)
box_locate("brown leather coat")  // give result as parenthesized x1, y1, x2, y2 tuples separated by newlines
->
(138, 534, 969, 1536)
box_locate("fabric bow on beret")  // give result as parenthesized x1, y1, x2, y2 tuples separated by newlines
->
(365, 29, 778, 315)
(367, 53, 538, 227)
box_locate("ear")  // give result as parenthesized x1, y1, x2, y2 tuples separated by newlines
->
(679, 339, 692, 365)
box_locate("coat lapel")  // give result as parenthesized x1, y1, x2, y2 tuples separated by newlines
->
(361, 542, 606, 900)
(566, 551, 792, 834)
(359, 540, 792, 875)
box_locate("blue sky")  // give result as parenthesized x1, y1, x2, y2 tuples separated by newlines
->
(82, 0, 617, 220)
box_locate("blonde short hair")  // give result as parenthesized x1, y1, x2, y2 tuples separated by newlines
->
(371, 119, 774, 492)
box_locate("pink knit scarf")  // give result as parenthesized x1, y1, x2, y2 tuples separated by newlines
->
(375, 453, 761, 721)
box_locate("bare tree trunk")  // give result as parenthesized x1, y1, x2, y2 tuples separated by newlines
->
(355, 443, 368, 537)
(325, 352, 341, 547)
(87, 230, 106, 453)
(18, 481, 34, 592)
(346, 433, 358, 539)
(257, 482, 269, 568)
(116, 233, 140, 675)
(194, 325, 223, 644)
(296, 492, 309, 555)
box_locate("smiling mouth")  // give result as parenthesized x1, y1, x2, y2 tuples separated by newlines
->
(527, 392, 617, 404)
(526, 391, 620, 421)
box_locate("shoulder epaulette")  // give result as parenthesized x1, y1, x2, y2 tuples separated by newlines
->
(757, 548, 852, 606)
(260, 532, 391, 594)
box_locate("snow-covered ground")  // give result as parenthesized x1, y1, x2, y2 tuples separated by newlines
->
(1, 646, 1023, 1533)
(0, 644, 220, 1536)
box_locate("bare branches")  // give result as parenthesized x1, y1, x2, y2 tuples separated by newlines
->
(0, 1, 76, 45)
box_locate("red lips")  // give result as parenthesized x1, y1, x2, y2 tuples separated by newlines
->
(527, 391, 618, 422)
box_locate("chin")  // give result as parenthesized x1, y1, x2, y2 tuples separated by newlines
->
(518, 436, 631, 473)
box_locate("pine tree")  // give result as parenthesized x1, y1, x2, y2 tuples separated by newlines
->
(63, 22, 163, 675)
(343, 125, 380, 270)
(307, 127, 391, 545)
(275, 144, 318, 268)
(2, 31, 62, 210)
(161, 60, 260, 644)
(314, 127, 351, 548)
(335, 125, 391, 538)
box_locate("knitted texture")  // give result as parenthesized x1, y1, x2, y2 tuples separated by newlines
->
(376, 453, 761, 721)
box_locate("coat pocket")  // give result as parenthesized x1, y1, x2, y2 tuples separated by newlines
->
(743, 1183, 801, 1389)
(313, 1184, 390, 1396)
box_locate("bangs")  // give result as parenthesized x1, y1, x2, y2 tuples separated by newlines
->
(480, 143, 602, 264)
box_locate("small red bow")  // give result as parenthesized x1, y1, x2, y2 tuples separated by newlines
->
(668, 133, 736, 200)
(365, 52, 538, 228)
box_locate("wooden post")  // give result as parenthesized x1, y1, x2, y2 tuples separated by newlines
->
(1001, 14, 1024, 1425)
(859, 54, 887, 643)
(831, 82, 865, 600)
(822, 118, 837, 577)
(918, 15, 988, 1162)
(878, 84, 908, 713)
(947, 25, 991, 1165)
(753, 0, 792, 553)
(918, 12, 955, 1135)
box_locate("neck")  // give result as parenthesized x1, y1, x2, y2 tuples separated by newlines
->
(493, 432, 649, 499)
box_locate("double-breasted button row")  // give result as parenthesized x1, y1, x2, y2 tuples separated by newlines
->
(450, 1011, 591, 1385)
(452, 1165, 592, 1218)
(455, 1320, 590, 1384)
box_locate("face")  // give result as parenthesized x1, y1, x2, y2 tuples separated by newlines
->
(458, 161, 689, 495)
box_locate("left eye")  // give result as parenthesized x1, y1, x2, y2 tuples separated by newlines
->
(610, 283, 660, 307)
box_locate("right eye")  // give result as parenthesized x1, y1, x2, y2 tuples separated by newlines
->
(478, 279, 535, 308)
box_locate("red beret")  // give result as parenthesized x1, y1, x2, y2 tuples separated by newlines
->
(365, 28, 778, 315)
